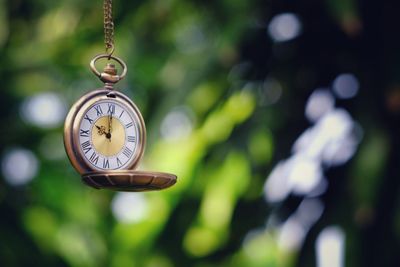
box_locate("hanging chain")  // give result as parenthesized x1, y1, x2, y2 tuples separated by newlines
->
(104, 0, 115, 56)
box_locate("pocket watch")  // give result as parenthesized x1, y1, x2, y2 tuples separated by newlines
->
(64, 54, 177, 192)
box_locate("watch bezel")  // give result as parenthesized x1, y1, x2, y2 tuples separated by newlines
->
(64, 89, 146, 175)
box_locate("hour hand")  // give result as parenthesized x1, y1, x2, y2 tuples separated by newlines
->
(95, 125, 106, 135)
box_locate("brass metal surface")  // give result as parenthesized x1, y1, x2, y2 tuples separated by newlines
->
(82, 170, 177, 191)
(104, 63, 117, 75)
(90, 54, 127, 84)
(103, 0, 114, 56)
(64, 89, 146, 175)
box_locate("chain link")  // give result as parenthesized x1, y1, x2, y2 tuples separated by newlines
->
(104, 0, 114, 56)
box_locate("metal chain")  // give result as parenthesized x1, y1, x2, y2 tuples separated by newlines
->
(104, 0, 115, 56)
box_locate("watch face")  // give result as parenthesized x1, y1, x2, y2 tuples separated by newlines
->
(78, 99, 141, 170)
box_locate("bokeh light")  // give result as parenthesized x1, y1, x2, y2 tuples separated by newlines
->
(316, 226, 345, 267)
(2, 148, 39, 186)
(111, 192, 148, 224)
(296, 198, 324, 226)
(160, 107, 193, 141)
(264, 162, 291, 203)
(305, 89, 335, 123)
(268, 13, 302, 42)
(278, 198, 324, 251)
(288, 155, 323, 195)
(278, 216, 306, 251)
(293, 108, 360, 164)
(332, 73, 359, 99)
(20, 92, 67, 128)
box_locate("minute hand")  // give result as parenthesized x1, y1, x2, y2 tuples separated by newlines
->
(106, 115, 112, 141)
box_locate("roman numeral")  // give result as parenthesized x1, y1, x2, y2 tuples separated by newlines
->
(122, 147, 133, 158)
(89, 151, 99, 165)
(119, 110, 125, 118)
(107, 104, 115, 115)
(127, 136, 136, 143)
(102, 158, 110, 169)
(94, 105, 103, 116)
(81, 141, 92, 154)
(80, 129, 89, 137)
(116, 157, 123, 167)
(84, 114, 93, 124)
(125, 122, 133, 128)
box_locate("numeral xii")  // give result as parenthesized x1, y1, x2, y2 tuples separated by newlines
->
(107, 104, 115, 115)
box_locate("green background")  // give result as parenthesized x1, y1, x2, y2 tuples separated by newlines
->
(0, 0, 399, 266)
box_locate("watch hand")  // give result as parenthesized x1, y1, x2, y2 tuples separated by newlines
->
(108, 115, 113, 133)
(95, 125, 106, 135)
(106, 115, 112, 141)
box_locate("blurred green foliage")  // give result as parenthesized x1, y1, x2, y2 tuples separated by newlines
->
(1, 0, 400, 267)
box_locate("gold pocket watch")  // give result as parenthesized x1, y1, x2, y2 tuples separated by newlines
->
(64, 54, 177, 192)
